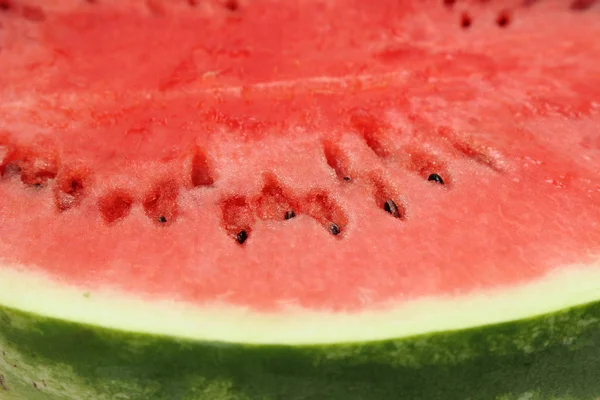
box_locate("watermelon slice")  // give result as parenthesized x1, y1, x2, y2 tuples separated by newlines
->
(1, 0, 600, 399)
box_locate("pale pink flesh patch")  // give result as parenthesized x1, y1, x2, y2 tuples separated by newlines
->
(0, 0, 599, 312)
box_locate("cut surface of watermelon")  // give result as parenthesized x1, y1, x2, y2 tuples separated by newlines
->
(0, 0, 600, 399)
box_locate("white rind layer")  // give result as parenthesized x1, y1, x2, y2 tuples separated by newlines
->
(0, 263, 599, 345)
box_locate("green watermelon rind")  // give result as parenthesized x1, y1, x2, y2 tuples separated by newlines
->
(1, 299, 599, 400)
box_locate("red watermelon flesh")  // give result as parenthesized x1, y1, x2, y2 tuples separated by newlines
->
(0, 0, 599, 318)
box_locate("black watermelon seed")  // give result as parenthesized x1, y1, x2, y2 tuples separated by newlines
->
(383, 200, 401, 218)
(285, 210, 296, 220)
(343, 176, 351, 181)
(236, 230, 248, 244)
(428, 173, 444, 185)
(157, 216, 167, 223)
(330, 223, 340, 236)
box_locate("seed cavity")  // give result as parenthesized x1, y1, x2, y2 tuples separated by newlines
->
(21, 5, 46, 22)
(460, 12, 472, 29)
(98, 190, 134, 224)
(143, 180, 179, 225)
(224, 0, 239, 11)
(570, 0, 596, 11)
(402, 146, 450, 185)
(428, 173, 445, 185)
(221, 196, 254, 243)
(188, 147, 215, 187)
(19, 151, 59, 187)
(54, 165, 90, 212)
(0, 1, 12, 11)
(323, 140, 353, 182)
(496, 10, 511, 28)
(301, 190, 347, 237)
(439, 127, 507, 172)
(350, 109, 392, 159)
(0, 142, 14, 176)
(255, 175, 299, 221)
(370, 174, 406, 220)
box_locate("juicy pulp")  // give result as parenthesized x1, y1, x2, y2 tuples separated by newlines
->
(0, 1, 600, 399)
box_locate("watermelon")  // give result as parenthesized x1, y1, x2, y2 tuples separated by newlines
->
(1, 0, 600, 399)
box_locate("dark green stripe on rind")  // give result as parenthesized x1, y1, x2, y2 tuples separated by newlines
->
(0, 302, 599, 400)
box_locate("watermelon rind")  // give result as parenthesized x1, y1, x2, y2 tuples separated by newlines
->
(0, 266, 599, 400)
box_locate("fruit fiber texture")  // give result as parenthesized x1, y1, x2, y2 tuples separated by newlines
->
(0, 0, 600, 399)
